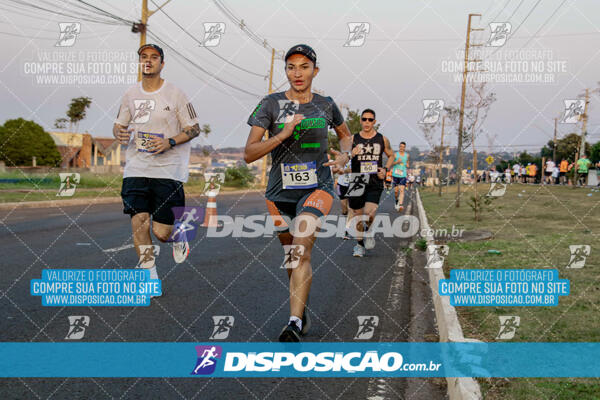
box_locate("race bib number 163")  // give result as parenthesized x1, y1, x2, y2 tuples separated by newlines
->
(281, 161, 318, 189)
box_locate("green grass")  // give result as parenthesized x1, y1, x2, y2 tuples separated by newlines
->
(420, 183, 600, 399)
(0, 171, 260, 203)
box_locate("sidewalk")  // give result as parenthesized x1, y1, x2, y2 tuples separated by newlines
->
(0, 188, 263, 210)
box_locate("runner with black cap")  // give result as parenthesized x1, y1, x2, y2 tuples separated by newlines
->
(113, 44, 201, 291)
(245, 44, 352, 341)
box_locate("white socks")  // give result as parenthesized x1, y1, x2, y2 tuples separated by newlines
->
(289, 316, 302, 331)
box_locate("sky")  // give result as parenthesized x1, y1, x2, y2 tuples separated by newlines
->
(1, 0, 599, 154)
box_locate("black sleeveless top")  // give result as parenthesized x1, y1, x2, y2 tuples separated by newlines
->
(351, 132, 385, 188)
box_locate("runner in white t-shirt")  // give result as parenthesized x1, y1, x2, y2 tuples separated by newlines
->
(551, 165, 560, 185)
(544, 160, 555, 185)
(113, 44, 200, 287)
(512, 163, 520, 183)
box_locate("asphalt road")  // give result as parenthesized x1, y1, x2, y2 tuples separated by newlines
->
(0, 187, 446, 400)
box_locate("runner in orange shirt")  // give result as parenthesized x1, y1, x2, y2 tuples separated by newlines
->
(559, 159, 569, 185)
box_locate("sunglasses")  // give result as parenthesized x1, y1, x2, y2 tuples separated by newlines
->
(361, 118, 375, 122)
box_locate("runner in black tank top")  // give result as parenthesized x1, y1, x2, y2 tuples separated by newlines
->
(347, 109, 394, 257)
(351, 131, 385, 188)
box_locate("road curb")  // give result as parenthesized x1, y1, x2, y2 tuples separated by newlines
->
(415, 189, 483, 400)
(0, 188, 264, 210)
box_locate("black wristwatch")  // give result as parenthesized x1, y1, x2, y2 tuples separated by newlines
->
(168, 138, 176, 148)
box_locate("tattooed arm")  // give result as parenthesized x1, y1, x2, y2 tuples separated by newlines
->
(146, 123, 201, 154)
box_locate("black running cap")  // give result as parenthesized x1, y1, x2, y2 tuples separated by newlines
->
(285, 44, 317, 64)
(137, 44, 164, 61)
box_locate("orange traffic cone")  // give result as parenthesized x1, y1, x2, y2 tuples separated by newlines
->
(201, 192, 219, 227)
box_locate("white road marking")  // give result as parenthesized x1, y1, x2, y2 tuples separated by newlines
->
(103, 243, 134, 253)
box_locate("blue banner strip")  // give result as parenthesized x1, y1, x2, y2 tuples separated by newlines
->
(2, 343, 600, 377)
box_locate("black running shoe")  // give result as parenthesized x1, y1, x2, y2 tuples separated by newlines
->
(279, 321, 301, 342)
(301, 306, 311, 335)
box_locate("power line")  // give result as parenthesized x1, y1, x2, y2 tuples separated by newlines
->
(213, 0, 278, 55)
(18, 0, 263, 97)
(250, 31, 600, 44)
(0, 20, 117, 34)
(521, 0, 569, 49)
(0, 30, 58, 40)
(73, 0, 136, 25)
(5, 0, 128, 25)
(510, 0, 543, 38)
(147, 30, 261, 97)
(487, 0, 544, 57)
(148, 0, 266, 78)
(492, 0, 512, 22)
(507, 0, 525, 21)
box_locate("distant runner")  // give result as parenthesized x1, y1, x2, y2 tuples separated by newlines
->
(387, 141, 409, 212)
(559, 159, 569, 185)
(574, 154, 591, 186)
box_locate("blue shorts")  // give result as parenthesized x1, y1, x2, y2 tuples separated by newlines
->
(392, 176, 407, 186)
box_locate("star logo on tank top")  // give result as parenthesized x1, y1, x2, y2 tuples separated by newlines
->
(357, 141, 381, 161)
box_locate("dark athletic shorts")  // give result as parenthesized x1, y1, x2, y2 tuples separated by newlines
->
(392, 176, 407, 186)
(349, 185, 383, 210)
(121, 177, 185, 225)
(266, 189, 333, 233)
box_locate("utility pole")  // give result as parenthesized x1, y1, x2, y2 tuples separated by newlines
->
(456, 13, 482, 208)
(260, 48, 276, 187)
(133, 0, 172, 81)
(553, 117, 557, 162)
(438, 115, 446, 197)
(574, 88, 590, 187)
